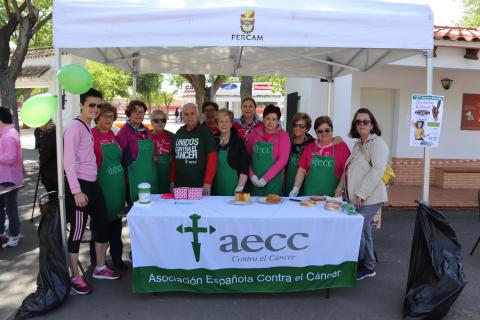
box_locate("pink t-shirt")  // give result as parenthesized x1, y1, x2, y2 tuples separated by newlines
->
(150, 131, 173, 160)
(91, 128, 119, 168)
(64, 118, 97, 194)
(298, 141, 351, 180)
(247, 127, 291, 182)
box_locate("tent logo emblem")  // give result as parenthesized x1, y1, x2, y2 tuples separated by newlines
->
(176, 214, 216, 262)
(240, 10, 255, 34)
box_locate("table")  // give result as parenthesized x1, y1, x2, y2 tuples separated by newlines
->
(128, 196, 364, 294)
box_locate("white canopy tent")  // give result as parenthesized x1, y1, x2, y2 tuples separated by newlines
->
(52, 0, 434, 254)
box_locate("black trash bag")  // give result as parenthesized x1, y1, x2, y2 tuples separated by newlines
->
(15, 199, 71, 319)
(403, 202, 466, 320)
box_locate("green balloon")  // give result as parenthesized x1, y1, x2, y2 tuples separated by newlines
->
(20, 94, 57, 128)
(57, 64, 92, 94)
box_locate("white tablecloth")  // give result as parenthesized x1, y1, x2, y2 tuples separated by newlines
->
(128, 196, 363, 293)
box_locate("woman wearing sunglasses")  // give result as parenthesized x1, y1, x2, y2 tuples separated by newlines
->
(290, 116, 350, 197)
(337, 108, 388, 280)
(150, 110, 174, 194)
(283, 113, 315, 196)
(117, 100, 159, 202)
(247, 104, 290, 196)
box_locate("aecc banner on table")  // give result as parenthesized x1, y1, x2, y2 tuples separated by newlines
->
(129, 207, 363, 293)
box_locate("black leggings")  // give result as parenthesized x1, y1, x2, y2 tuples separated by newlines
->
(66, 179, 109, 253)
(90, 218, 124, 263)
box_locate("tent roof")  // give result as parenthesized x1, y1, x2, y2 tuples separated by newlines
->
(53, 0, 433, 78)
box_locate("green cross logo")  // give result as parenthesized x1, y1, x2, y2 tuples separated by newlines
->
(176, 214, 216, 262)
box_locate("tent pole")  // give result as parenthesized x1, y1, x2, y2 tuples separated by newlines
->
(326, 64, 333, 117)
(210, 75, 216, 101)
(423, 50, 433, 204)
(132, 73, 137, 99)
(54, 48, 69, 263)
(132, 56, 139, 99)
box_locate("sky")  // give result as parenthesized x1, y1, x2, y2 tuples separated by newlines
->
(385, 0, 465, 25)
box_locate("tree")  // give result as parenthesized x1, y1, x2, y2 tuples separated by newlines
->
(86, 60, 131, 102)
(0, 0, 52, 130)
(254, 76, 286, 95)
(158, 74, 185, 114)
(180, 74, 225, 110)
(240, 76, 253, 100)
(461, 0, 480, 27)
(137, 73, 162, 114)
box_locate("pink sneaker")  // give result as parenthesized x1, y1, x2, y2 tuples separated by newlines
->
(71, 277, 92, 295)
(92, 266, 121, 280)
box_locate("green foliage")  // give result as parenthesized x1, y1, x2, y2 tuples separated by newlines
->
(461, 0, 480, 27)
(254, 76, 285, 95)
(137, 73, 162, 107)
(86, 60, 131, 101)
(168, 74, 186, 89)
(0, 0, 53, 47)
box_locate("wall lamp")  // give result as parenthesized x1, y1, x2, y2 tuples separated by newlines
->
(441, 78, 453, 90)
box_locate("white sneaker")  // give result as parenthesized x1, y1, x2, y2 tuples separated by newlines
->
(6, 235, 21, 247)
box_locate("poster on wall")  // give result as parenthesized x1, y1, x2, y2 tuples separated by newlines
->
(409, 94, 444, 148)
(461, 93, 480, 130)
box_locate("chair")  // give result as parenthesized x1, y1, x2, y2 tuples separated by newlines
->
(469, 190, 480, 256)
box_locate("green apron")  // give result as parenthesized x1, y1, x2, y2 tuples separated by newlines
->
(156, 153, 172, 194)
(251, 133, 283, 196)
(303, 143, 339, 196)
(213, 149, 238, 196)
(97, 143, 126, 221)
(128, 139, 160, 201)
(283, 152, 300, 196)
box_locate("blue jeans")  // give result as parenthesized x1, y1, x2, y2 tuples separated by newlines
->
(358, 203, 382, 271)
(0, 182, 20, 237)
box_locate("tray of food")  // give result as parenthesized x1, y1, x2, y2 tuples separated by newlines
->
(228, 192, 253, 205)
(299, 199, 317, 207)
(323, 199, 343, 211)
(256, 194, 283, 204)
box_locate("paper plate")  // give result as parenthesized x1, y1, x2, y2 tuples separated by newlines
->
(228, 200, 253, 205)
(256, 197, 283, 205)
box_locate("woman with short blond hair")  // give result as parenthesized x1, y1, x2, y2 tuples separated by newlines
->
(212, 108, 249, 195)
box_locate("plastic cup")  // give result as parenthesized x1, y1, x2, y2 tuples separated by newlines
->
(138, 182, 151, 204)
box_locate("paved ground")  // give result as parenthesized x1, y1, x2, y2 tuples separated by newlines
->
(0, 127, 479, 320)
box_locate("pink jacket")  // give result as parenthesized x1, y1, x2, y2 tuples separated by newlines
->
(0, 124, 23, 186)
(64, 118, 97, 194)
(247, 127, 291, 182)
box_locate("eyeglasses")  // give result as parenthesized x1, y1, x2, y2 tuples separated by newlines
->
(355, 119, 371, 126)
(101, 114, 115, 120)
(152, 118, 167, 124)
(316, 128, 332, 134)
(88, 103, 101, 108)
(133, 110, 146, 116)
(293, 123, 306, 129)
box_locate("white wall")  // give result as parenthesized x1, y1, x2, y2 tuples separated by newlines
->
(332, 75, 353, 148)
(285, 78, 329, 135)
(393, 46, 480, 71)
(351, 65, 480, 159)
